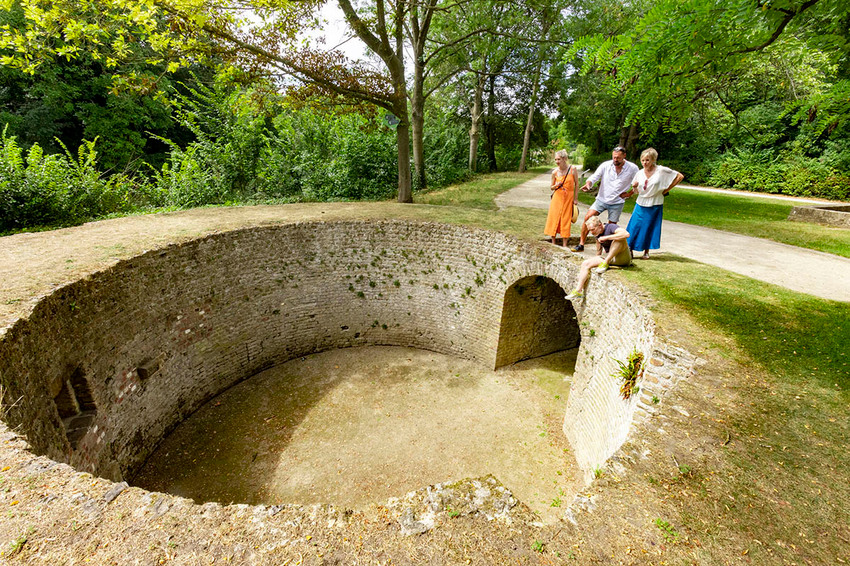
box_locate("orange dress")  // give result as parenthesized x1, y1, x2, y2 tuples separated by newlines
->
(544, 168, 576, 238)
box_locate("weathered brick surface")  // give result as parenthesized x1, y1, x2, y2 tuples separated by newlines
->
(0, 219, 693, 489)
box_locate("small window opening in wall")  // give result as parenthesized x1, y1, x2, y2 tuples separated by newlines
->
(53, 368, 97, 449)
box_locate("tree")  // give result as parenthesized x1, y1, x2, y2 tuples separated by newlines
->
(518, 3, 560, 172)
(569, 0, 850, 137)
(0, 0, 422, 201)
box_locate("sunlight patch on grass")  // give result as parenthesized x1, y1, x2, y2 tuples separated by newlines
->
(416, 168, 548, 210)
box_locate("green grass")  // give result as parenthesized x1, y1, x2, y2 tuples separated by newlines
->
(577, 189, 850, 258)
(416, 167, 549, 210)
(618, 256, 850, 562)
(417, 170, 850, 561)
(620, 256, 849, 389)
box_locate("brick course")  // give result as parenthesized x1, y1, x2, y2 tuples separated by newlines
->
(0, 219, 694, 490)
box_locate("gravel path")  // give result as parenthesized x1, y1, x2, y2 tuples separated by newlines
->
(496, 174, 850, 302)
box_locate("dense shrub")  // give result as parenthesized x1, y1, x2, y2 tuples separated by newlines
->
(0, 131, 130, 231)
(707, 149, 787, 193)
(581, 151, 611, 172)
(422, 113, 471, 189)
(705, 149, 850, 200)
(660, 158, 717, 186)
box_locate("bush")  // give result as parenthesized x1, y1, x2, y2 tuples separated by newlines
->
(0, 130, 130, 231)
(708, 149, 787, 193)
(661, 158, 717, 186)
(783, 161, 850, 200)
(423, 113, 471, 189)
(156, 81, 269, 206)
(704, 149, 850, 200)
(581, 151, 611, 172)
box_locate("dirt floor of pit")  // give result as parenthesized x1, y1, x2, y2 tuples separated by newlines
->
(132, 346, 580, 523)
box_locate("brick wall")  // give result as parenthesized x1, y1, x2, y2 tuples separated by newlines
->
(0, 219, 692, 487)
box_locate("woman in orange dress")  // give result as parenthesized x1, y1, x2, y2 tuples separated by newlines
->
(544, 149, 579, 247)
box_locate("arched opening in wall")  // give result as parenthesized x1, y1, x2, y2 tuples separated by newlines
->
(495, 276, 580, 369)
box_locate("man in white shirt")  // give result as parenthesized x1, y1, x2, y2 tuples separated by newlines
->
(572, 146, 639, 252)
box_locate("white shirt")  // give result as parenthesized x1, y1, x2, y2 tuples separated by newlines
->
(586, 160, 639, 204)
(633, 166, 680, 207)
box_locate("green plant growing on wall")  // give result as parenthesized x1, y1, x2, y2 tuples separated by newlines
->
(616, 349, 645, 400)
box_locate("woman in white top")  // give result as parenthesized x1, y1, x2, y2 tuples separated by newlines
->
(623, 148, 684, 259)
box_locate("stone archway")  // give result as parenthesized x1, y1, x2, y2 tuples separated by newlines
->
(494, 275, 580, 369)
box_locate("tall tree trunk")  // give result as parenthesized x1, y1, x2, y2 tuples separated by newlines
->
(468, 72, 485, 172)
(411, 57, 426, 191)
(618, 122, 640, 159)
(486, 73, 498, 172)
(592, 130, 604, 154)
(338, 0, 412, 202)
(518, 58, 542, 172)
(396, 110, 413, 203)
(519, 13, 553, 172)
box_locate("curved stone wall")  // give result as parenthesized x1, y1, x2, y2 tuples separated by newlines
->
(0, 219, 676, 489)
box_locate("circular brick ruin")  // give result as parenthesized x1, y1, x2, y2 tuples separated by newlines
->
(0, 219, 688, 499)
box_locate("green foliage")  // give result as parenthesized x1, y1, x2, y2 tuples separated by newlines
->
(621, 258, 850, 390)
(570, 0, 849, 133)
(558, 0, 849, 192)
(581, 152, 611, 173)
(0, 129, 130, 231)
(531, 540, 545, 553)
(616, 350, 645, 400)
(267, 108, 398, 202)
(0, 2, 195, 173)
(422, 109, 472, 189)
(705, 150, 850, 200)
(150, 81, 402, 207)
(654, 518, 679, 543)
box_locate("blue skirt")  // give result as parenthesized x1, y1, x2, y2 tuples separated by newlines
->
(627, 204, 663, 252)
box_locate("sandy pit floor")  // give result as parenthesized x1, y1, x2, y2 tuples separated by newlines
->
(133, 345, 581, 523)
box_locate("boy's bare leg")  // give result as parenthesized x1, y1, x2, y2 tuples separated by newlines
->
(603, 238, 627, 265)
(574, 256, 604, 291)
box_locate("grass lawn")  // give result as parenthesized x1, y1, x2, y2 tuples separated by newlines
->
(616, 256, 850, 563)
(422, 170, 850, 562)
(576, 188, 850, 258)
(416, 166, 549, 209)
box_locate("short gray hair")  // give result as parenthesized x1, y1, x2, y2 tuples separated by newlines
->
(555, 149, 568, 161)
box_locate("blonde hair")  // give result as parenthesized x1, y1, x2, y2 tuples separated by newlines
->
(640, 147, 658, 164)
(555, 149, 568, 161)
(585, 216, 603, 231)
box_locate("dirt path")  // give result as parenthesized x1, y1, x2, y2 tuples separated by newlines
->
(496, 173, 850, 301)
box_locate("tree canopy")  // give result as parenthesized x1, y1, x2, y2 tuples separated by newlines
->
(2, 0, 849, 231)
(569, 0, 850, 138)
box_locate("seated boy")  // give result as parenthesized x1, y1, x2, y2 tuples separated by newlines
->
(565, 216, 631, 299)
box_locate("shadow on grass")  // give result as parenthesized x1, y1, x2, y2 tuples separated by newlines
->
(623, 257, 850, 392)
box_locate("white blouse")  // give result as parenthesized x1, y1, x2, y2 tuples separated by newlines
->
(633, 165, 680, 207)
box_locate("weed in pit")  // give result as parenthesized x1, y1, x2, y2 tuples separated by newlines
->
(654, 518, 679, 543)
(531, 540, 544, 553)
